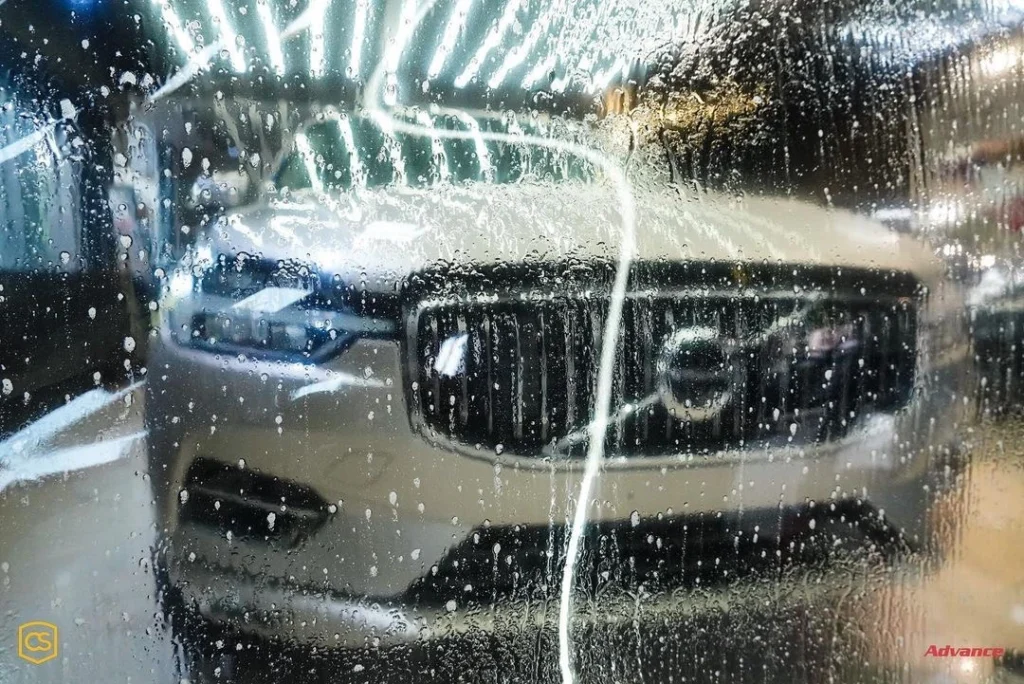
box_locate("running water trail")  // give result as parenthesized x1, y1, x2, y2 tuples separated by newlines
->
(362, 8, 636, 682)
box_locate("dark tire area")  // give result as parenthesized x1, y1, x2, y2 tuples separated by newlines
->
(152, 542, 233, 682)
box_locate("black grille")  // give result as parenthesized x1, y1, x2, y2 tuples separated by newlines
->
(405, 266, 918, 457)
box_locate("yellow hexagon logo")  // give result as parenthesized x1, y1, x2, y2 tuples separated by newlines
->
(18, 621, 58, 665)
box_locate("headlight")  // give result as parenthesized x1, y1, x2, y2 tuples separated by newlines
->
(167, 252, 396, 362)
(188, 303, 331, 356)
(757, 301, 917, 429)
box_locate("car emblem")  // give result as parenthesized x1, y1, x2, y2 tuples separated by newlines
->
(656, 327, 739, 422)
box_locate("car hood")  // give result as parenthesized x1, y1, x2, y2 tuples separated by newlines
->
(209, 183, 944, 291)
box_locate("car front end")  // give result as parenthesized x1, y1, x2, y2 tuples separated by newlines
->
(145, 178, 973, 682)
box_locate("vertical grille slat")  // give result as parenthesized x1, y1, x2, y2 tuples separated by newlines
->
(513, 312, 525, 442)
(429, 315, 440, 418)
(564, 300, 577, 432)
(663, 305, 676, 445)
(484, 312, 494, 438)
(640, 299, 655, 444)
(497, 312, 517, 447)
(539, 308, 549, 445)
(457, 312, 470, 428)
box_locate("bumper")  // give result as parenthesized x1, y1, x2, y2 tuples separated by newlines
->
(172, 549, 909, 652)
(146, 315, 973, 648)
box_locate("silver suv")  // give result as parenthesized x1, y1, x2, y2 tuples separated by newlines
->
(142, 104, 972, 679)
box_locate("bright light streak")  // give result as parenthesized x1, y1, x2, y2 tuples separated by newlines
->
(295, 133, 323, 192)
(281, 0, 324, 39)
(506, 111, 524, 137)
(153, 0, 196, 56)
(522, 52, 557, 89)
(169, 271, 194, 298)
(308, 0, 330, 76)
(291, 372, 388, 400)
(194, 243, 214, 265)
(370, 111, 407, 185)
(350, 0, 370, 77)
(516, 0, 572, 90)
(336, 114, 364, 186)
(557, 53, 594, 93)
(384, 0, 417, 72)
(589, 58, 625, 92)
(205, 0, 245, 71)
(232, 287, 310, 313)
(416, 111, 450, 182)
(454, 111, 490, 179)
(0, 382, 143, 460)
(927, 199, 961, 226)
(257, 0, 286, 76)
(381, 0, 419, 104)
(454, 0, 523, 88)
(148, 42, 220, 103)
(433, 333, 468, 376)
(148, 0, 328, 104)
(383, 73, 399, 106)
(427, 0, 474, 78)
(0, 432, 146, 492)
(0, 126, 50, 166)
(487, 13, 548, 89)
(981, 45, 1021, 76)
(383, 0, 419, 73)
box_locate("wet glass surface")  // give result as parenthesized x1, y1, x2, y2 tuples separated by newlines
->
(0, 0, 1023, 682)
